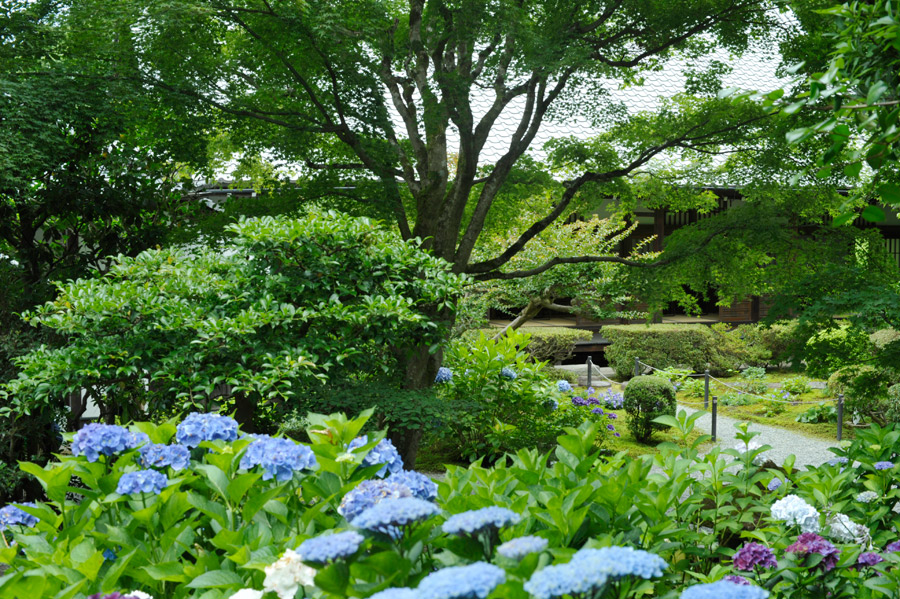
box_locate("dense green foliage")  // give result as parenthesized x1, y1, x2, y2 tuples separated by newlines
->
(0, 211, 465, 453)
(8, 409, 900, 598)
(622, 375, 676, 443)
(464, 327, 593, 365)
(436, 329, 609, 462)
(804, 325, 874, 379)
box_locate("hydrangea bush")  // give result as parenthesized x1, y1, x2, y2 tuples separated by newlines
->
(4, 410, 900, 598)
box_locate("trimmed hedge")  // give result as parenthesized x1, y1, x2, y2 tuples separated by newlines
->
(623, 375, 676, 442)
(602, 324, 725, 377)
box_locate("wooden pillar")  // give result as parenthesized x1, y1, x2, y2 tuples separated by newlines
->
(653, 208, 666, 252)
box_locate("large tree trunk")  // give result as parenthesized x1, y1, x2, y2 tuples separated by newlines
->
(391, 343, 443, 469)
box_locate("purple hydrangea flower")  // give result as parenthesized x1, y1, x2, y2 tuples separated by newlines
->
(348, 435, 403, 478)
(0, 503, 39, 531)
(724, 575, 750, 585)
(767, 478, 783, 492)
(857, 552, 885, 569)
(591, 407, 604, 415)
(140, 443, 190, 471)
(785, 533, 840, 572)
(606, 424, 616, 431)
(827, 457, 849, 466)
(886, 541, 900, 552)
(607, 412, 618, 420)
(733, 543, 777, 571)
(442, 506, 521, 535)
(239, 435, 317, 481)
(175, 412, 238, 447)
(874, 461, 894, 470)
(338, 479, 413, 522)
(72, 424, 147, 462)
(296, 530, 364, 563)
(434, 367, 453, 384)
(601, 390, 624, 409)
(116, 470, 168, 496)
(386, 470, 438, 501)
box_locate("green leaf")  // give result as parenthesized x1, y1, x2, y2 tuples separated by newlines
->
(868, 81, 889, 106)
(194, 464, 230, 502)
(861, 205, 886, 222)
(879, 183, 900, 205)
(186, 569, 244, 589)
(831, 213, 856, 227)
(142, 561, 190, 582)
(315, 561, 350, 594)
(843, 162, 863, 178)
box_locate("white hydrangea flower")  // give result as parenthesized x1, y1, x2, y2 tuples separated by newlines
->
(771, 494, 821, 533)
(827, 513, 871, 544)
(336, 452, 356, 463)
(263, 549, 317, 599)
(734, 439, 770, 466)
(128, 593, 154, 599)
(228, 590, 264, 599)
(856, 490, 878, 504)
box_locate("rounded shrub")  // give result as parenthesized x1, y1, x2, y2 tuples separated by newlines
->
(804, 325, 873, 379)
(883, 384, 900, 424)
(827, 365, 876, 397)
(623, 375, 676, 443)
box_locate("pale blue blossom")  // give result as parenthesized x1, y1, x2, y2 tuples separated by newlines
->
(570, 546, 667, 579)
(417, 563, 505, 599)
(349, 435, 404, 477)
(680, 580, 769, 599)
(176, 412, 239, 447)
(770, 495, 820, 533)
(297, 531, 364, 563)
(497, 536, 547, 560)
(352, 497, 439, 537)
(338, 479, 413, 522)
(387, 470, 437, 501)
(116, 470, 168, 496)
(442, 506, 521, 535)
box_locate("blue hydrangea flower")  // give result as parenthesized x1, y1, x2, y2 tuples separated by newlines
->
(434, 367, 453, 383)
(497, 535, 548, 560)
(116, 469, 168, 496)
(0, 503, 39, 531)
(351, 497, 438, 537)
(72, 424, 147, 462)
(175, 412, 239, 447)
(417, 562, 505, 599)
(601, 390, 624, 409)
(103, 549, 117, 561)
(874, 461, 894, 470)
(680, 580, 769, 599)
(827, 457, 849, 466)
(239, 435, 317, 481)
(140, 443, 191, 471)
(557, 380, 573, 393)
(767, 478, 783, 492)
(442, 506, 521, 535)
(369, 588, 418, 599)
(570, 546, 667, 579)
(297, 530, 364, 563)
(338, 479, 413, 522)
(500, 367, 517, 380)
(348, 435, 404, 477)
(545, 398, 559, 411)
(524, 561, 612, 599)
(387, 470, 438, 501)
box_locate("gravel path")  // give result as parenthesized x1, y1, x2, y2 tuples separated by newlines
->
(679, 403, 841, 469)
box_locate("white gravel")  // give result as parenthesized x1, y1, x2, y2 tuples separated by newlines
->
(679, 403, 842, 469)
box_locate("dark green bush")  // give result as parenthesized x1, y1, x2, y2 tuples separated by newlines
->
(827, 364, 894, 424)
(623, 375, 676, 443)
(544, 366, 579, 384)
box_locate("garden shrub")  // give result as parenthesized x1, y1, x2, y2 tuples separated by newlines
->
(781, 376, 812, 395)
(0, 210, 465, 437)
(804, 324, 873, 379)
(543, 366, 578, 384)
(623, 375, 676, 442)
(733, 321, 799, 366)
(603, 324, 759, 377)
(827, 365, 894, 424)
(603, 325, 715, 377)
(435, 329, 597, 462)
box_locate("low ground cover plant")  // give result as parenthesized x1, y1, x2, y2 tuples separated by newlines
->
(3, 410, 900, 598)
